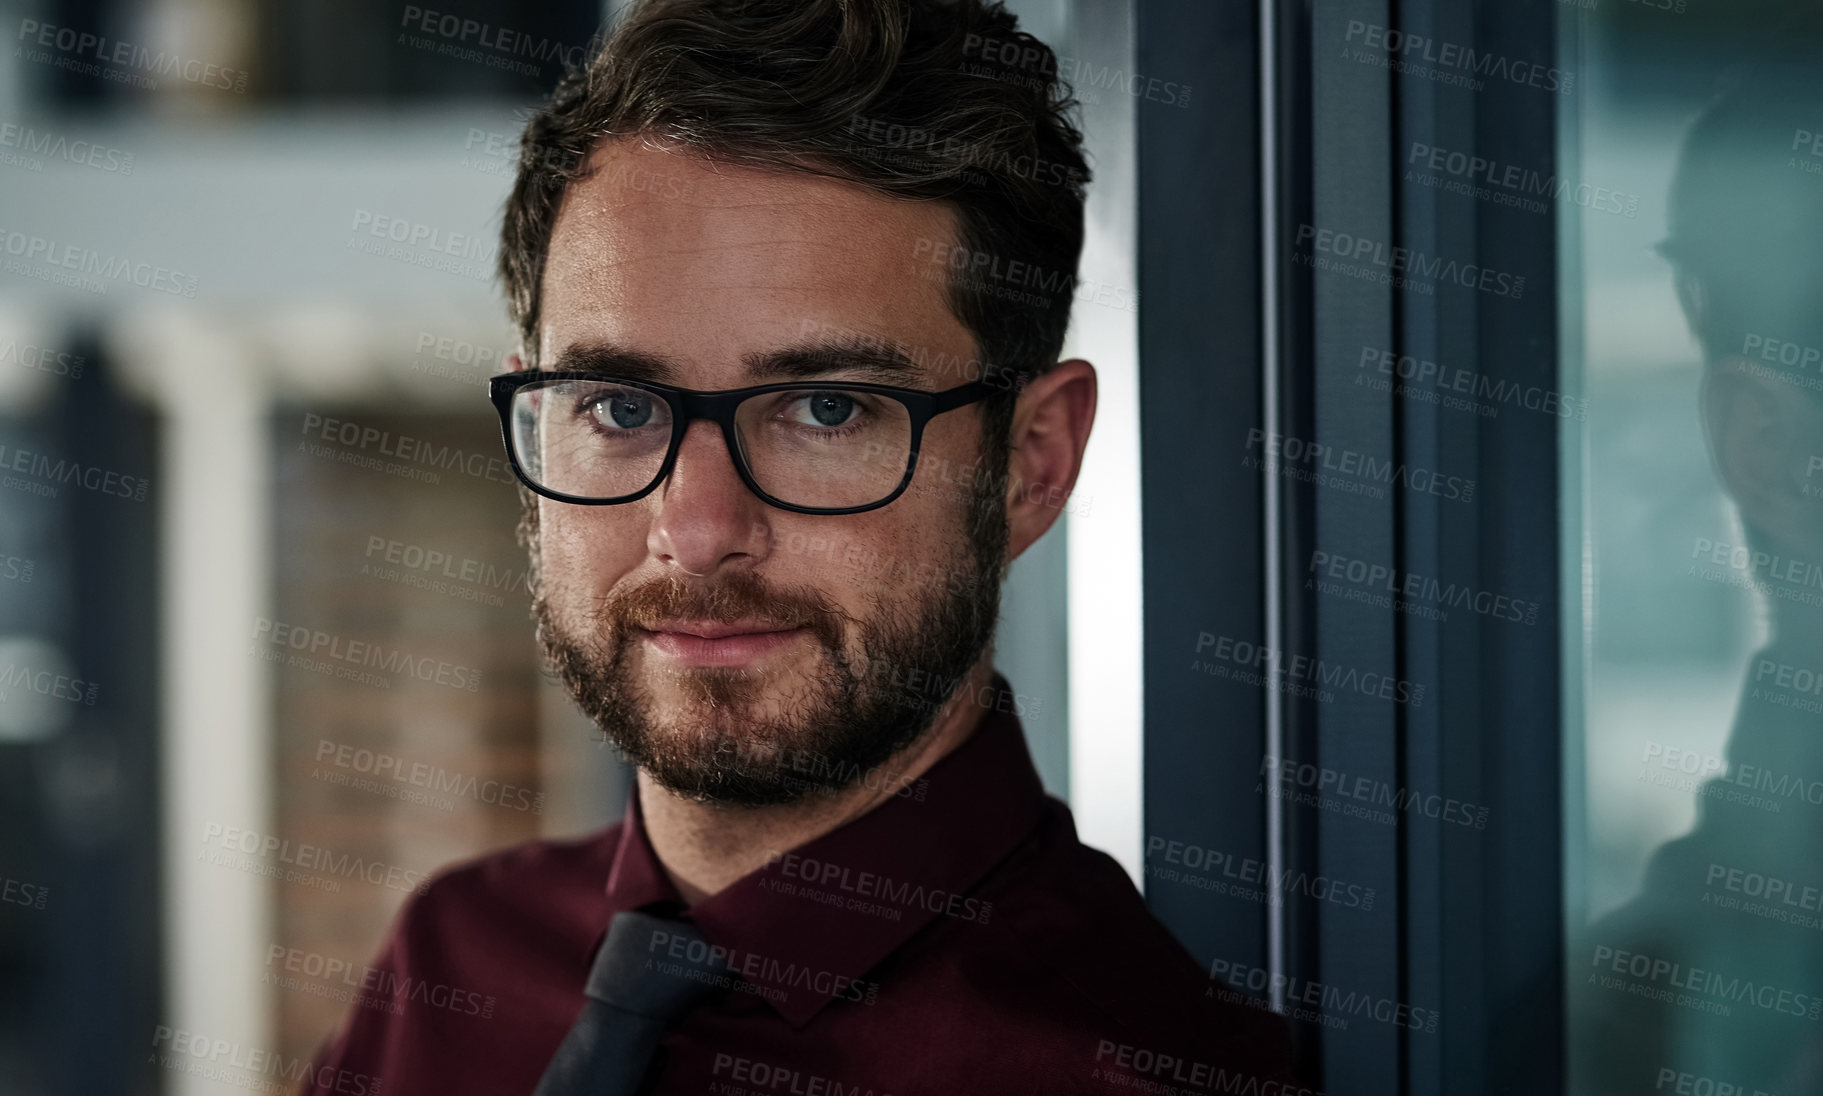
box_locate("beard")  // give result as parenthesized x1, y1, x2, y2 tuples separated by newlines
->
(527, 468, 1011, 807)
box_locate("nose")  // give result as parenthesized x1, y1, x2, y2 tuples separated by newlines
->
(647, 418, 773, 575)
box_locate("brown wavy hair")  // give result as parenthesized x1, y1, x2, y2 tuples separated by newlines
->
(498, 0, 1091, 456)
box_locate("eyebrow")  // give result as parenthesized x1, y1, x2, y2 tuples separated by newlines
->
(544, 334, 929, 387)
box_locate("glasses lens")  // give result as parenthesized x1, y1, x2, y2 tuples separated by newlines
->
(735, 387, 914, 509)
(509, 378, 674, 499)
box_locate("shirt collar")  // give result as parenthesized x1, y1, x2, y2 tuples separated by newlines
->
(601, 672, 1047, 1027)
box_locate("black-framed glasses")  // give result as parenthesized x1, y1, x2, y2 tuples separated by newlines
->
(488, 371, 1000, 515)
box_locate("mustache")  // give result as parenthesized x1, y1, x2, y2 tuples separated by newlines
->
(593, 569, 852, 649)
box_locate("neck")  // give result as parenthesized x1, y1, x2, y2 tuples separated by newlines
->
(637, 658, 997, 906)
(1766, 600, 1823, 665)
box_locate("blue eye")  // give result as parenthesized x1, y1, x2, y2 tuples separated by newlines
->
(590, 389, 657, 429)
(800, 392, 857, 427)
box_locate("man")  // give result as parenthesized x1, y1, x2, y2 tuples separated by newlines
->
(306, 0, 1296, 1092)
(1571, 43, 1823, 1094)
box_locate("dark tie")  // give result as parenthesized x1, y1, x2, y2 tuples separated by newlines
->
(532, 907, 732, 1096)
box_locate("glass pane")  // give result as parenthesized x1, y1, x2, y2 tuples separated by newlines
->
(736, 388, 913, 509)
(512, 379, 674, 499)
(1562, 6, 1823, 1091)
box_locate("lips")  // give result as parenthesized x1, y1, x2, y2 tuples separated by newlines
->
(644, 619, 801, 639)
(636, 619, 811, 667)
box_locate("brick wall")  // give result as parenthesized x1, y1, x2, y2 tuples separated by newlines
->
(268, 406, 543, 1063)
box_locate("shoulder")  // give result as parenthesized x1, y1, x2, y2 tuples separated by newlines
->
(384, 823, 622, 971)
(989, 799, 1240, 994)
(410, 824, 622, 919)
(929, 799, 1298, 1089)
(301, 825, 623, 1094)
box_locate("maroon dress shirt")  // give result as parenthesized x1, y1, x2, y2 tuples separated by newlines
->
(303, 675, 1300, 1095)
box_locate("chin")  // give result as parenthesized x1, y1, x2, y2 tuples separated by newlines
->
(636, 648, 818, 718)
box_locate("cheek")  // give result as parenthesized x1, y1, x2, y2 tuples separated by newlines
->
(539, 503, 647, 591)
(764, 508, 946, 614)
(854, 495, 966, 592)
(900, 417, 990, 521)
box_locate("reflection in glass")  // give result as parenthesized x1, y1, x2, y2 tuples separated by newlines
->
(1569, 22, 1823, 1092)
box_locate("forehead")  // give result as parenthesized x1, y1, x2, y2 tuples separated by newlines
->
(536, 138, 976, 381)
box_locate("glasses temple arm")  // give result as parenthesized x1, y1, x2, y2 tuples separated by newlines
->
(930, 379, 1004, 415)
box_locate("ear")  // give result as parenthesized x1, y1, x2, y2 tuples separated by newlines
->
(1702, 359, 1823, 553)
(1002, 359, 1097, 563)
(506, 351, 531, 373)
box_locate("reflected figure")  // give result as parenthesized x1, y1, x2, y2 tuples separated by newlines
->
(1577, 47, 1823, 1095)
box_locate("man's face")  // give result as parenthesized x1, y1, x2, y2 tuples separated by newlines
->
(524, 139, 1010, 806)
